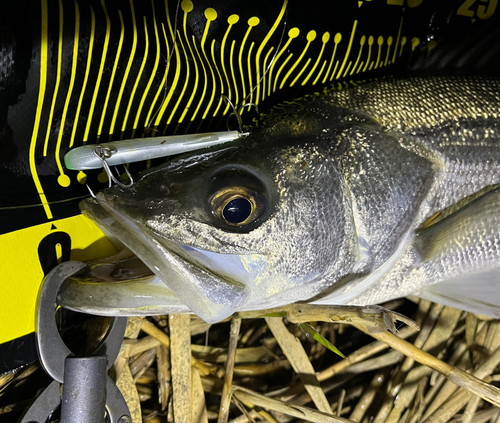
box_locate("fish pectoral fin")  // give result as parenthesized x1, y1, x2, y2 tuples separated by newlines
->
(418, 267, 500, 319)
(414, 186, 500, 318)
(414, 185, 500, 262)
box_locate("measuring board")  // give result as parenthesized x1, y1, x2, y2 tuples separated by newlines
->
(0, 0, 498, 372)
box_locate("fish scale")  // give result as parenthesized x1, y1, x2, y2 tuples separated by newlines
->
(321, 79, 500, 234)
(324, 78, 500, 132)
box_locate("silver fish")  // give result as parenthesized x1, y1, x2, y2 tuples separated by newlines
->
(60, 77, 500, 323)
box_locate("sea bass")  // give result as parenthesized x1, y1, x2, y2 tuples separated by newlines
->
(60, 77, 500, 323)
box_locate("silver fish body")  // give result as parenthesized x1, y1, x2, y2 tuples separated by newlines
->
(61, 77, 500, 323)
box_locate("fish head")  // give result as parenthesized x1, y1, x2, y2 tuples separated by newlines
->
(77, 107, 361, 322)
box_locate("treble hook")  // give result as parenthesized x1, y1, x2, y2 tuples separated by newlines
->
(224, 96, 244, 133)
(93, 145, 134, 189)
(224, 96, 259, 133)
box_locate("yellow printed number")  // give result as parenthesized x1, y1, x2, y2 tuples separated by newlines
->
(478, 0, 498, 18)
(457, 0, 498, 19)
(0, 215, 118, 344)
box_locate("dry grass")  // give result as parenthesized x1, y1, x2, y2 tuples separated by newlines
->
(2, 298, 500, 422)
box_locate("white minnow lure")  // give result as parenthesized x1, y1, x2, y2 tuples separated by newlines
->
(64, 131, 245, 170)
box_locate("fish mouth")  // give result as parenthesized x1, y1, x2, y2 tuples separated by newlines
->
(60, 194, 251, 323)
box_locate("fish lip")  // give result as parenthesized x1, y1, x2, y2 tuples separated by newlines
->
(58, 273, 191, 316)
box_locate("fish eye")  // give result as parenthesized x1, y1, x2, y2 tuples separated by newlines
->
(222, 197, 253, 224)
(207, 167, 269, 229)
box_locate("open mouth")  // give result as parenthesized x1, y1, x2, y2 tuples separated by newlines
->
(60, 195, 250, 323)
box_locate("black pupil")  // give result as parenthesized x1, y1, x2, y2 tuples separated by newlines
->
(223, 197, 252, 224)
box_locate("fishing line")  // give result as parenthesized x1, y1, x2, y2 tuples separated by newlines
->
(0, 195, 91, 211)
(224, 6, 289, 132)
(242, 8, 289, 108)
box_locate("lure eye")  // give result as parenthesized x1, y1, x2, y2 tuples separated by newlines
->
(207, 167, 269, 229)
(222, 197, 253, 224)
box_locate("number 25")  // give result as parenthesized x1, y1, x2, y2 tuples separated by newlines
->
(457, 0, 498, 19)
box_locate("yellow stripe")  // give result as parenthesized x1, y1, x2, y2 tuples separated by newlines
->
(392, 16, 403, 63)
(290, 58, 310, 87)
(350, 35, 365, 76)
(336, 20, 357, 79)
(399, 36, 407, 57)
(190, 36, 208, 121)
(274, 53, 292, 92)
(55, 0, 80, 181)
(202, 33, 217, 119)
(356, 61, 364, 74)
(409, 37, 420, 63)
(145, 24, 171, 131)
(199, 8, 216, 119)
(281, 30, 316, 89)
(384, 36, 393, 66)
(29, 0, 52, 219)
(261, 46, 274, 101)
(133, 0, 160, 134)
(362, 36, 373, 72)
(302, 32, 329, 86)
(238, 25, 253, 107)
(254, 0, 287, 104)
(374, 36, 383, 69)
(246, 42, 255, 108)
(166, 2, 198, 129)
(155, 0, 181, 128)
(110, 0, 137, 136)
(70, 6, 95, 147)
(342, 61, 352, 77)
(268, 33, 294, 96)
(167, 33, 189, 124)
(178, 14, 200, 123)
(98, 10, 125, 139)
(220, 17, 237, 115)
(83, 0, 110, 142)
(228, 40, 239, 111)
(201, 11, 211, 48)
(211, 39, 225, 117)
(312, 60, 327, 85)
(332, 61, 339, 77)
(43, 0, 64, 157)
(122, 16, 149, 134)
(324, 32, 341, 83)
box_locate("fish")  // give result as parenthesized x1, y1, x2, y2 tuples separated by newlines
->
(59, 77, 500, 324)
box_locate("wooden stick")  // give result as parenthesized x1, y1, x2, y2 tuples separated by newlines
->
(233, 386, 357, 423)
(218, 317, 241, 423)
(169, 314, 191, 423)
(354, 324, 500, 408)
(266, 317, 332, 414)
